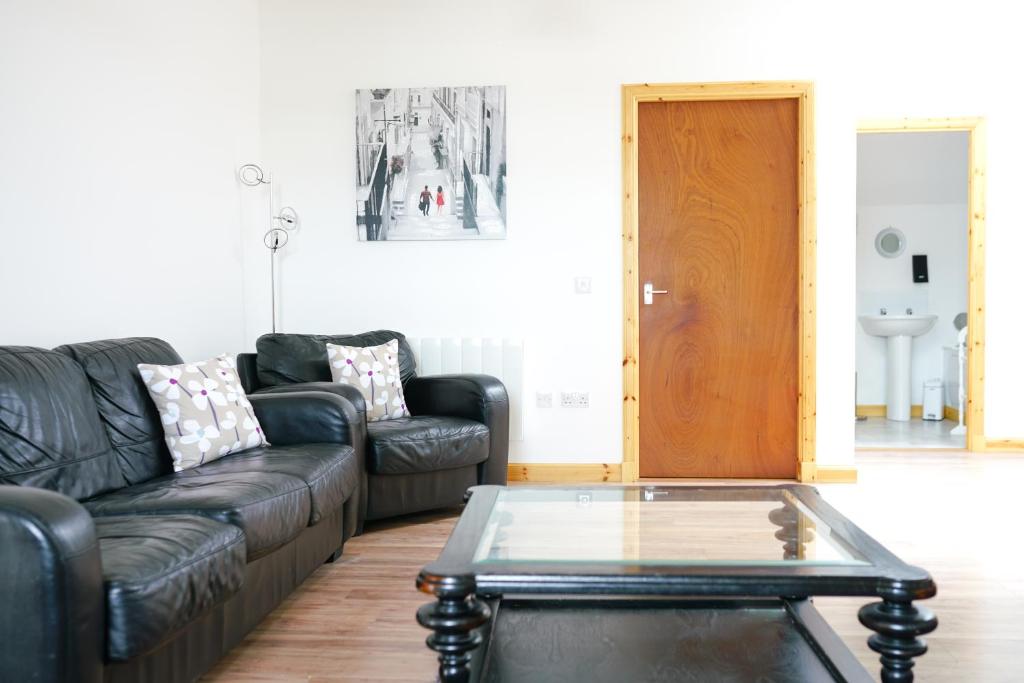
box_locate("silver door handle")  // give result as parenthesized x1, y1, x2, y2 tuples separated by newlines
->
(643, 282, 668, 305)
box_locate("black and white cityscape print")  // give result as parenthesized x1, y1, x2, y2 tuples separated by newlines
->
(355, 86, 507, 241)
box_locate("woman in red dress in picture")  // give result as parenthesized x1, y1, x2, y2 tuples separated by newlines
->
(436, 185, 445, 216)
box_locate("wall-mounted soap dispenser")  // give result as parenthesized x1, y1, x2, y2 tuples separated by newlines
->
(912, 254, 929, 283)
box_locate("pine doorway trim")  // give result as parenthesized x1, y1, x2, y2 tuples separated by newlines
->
(622, 81, 817, 483)
(857, 117, 987, 453)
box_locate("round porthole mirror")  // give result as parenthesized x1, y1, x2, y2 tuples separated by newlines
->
(875, 227, 906, 258)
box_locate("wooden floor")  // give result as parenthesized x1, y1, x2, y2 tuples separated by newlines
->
(204, 451, 1024, 682)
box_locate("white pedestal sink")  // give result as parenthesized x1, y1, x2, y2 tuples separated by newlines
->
(858, 315, 938, 421)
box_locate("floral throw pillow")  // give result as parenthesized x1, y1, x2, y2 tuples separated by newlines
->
(138, 356, 269, 471)
(326, 339, 409, 422)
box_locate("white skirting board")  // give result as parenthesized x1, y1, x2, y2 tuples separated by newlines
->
(406, 337, 524, 442)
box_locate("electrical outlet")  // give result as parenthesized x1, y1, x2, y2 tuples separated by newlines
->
(536, 392, 552, 409)
(560, 391, 590, 408)
(574, 276, 592, 294)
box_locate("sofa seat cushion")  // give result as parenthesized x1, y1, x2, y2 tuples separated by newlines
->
(84, 471, 310, 560)
(96, 514, 245, 661)
(366, 416, 489, 475)
(179, 443, 359, 525)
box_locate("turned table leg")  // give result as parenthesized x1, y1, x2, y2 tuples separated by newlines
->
(416, 574, 491, 683)
(858, 589, 937, 683)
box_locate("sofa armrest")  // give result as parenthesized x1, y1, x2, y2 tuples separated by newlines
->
(236, 352, 260, 394)
(248, 391, 365, 449)
(403, 374, 509, 485)
(0, 486, 104, 683)
(255, 381, 368, 418)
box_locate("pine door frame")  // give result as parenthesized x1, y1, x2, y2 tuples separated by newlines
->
(621, 81, 818, 483)
(856, 117, 987, 452)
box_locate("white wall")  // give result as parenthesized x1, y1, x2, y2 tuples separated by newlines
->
(3, 2, 1020, 462)
(250, 0, 1024, 463)
(0, 1, 261, 360)
(857, 132, 970, 206)
(856, 204, 969, 404)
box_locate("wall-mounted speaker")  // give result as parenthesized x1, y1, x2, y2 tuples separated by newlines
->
(912, 254, 929, 283)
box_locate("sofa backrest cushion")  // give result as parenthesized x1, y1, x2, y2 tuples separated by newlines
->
(0, 346, 126, 500)
(55, 338, 182, 485)
(255, 331, 417, 389)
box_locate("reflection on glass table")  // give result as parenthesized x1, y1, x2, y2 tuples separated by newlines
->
(472, 487, 869, 567)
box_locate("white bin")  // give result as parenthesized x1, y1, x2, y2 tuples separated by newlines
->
(922, 378, 944, 421)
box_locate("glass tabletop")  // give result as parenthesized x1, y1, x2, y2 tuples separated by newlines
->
(471, 486, 870, 568)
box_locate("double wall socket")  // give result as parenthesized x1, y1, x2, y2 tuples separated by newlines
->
(536, 391, 589, 408)
(560, 391, 589, 408)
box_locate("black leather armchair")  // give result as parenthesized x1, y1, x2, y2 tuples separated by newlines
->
(237, 330, 509, 524)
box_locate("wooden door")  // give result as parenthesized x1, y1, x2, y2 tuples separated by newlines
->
(637, 98, 799, 478)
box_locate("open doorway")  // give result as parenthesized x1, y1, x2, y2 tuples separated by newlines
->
(855, 119, 986, 451)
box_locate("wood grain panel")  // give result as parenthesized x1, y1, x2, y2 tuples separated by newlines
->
(638, 99, 799, 478)
(984, 439, 1024, 452)
(507, 463, 621, 482)
(816, 467, 858, 484)
(857, 404, 926, 418)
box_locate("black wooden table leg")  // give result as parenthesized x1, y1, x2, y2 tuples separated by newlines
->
(416, 574, 491, 683)
(858, 584, 938, 683)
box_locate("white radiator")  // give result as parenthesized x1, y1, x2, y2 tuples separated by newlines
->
(407, 337, 523, 442)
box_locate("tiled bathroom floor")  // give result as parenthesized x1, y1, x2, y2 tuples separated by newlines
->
(855, 416, 966, 449)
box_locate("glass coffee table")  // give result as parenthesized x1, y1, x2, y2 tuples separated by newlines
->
(417, 485, 937, 683)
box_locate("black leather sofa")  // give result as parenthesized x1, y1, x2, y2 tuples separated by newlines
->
(0, 338, 362, 683)
(237, 330, 509, 523)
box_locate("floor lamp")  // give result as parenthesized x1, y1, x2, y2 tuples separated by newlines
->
(238, 163, 299, 333)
